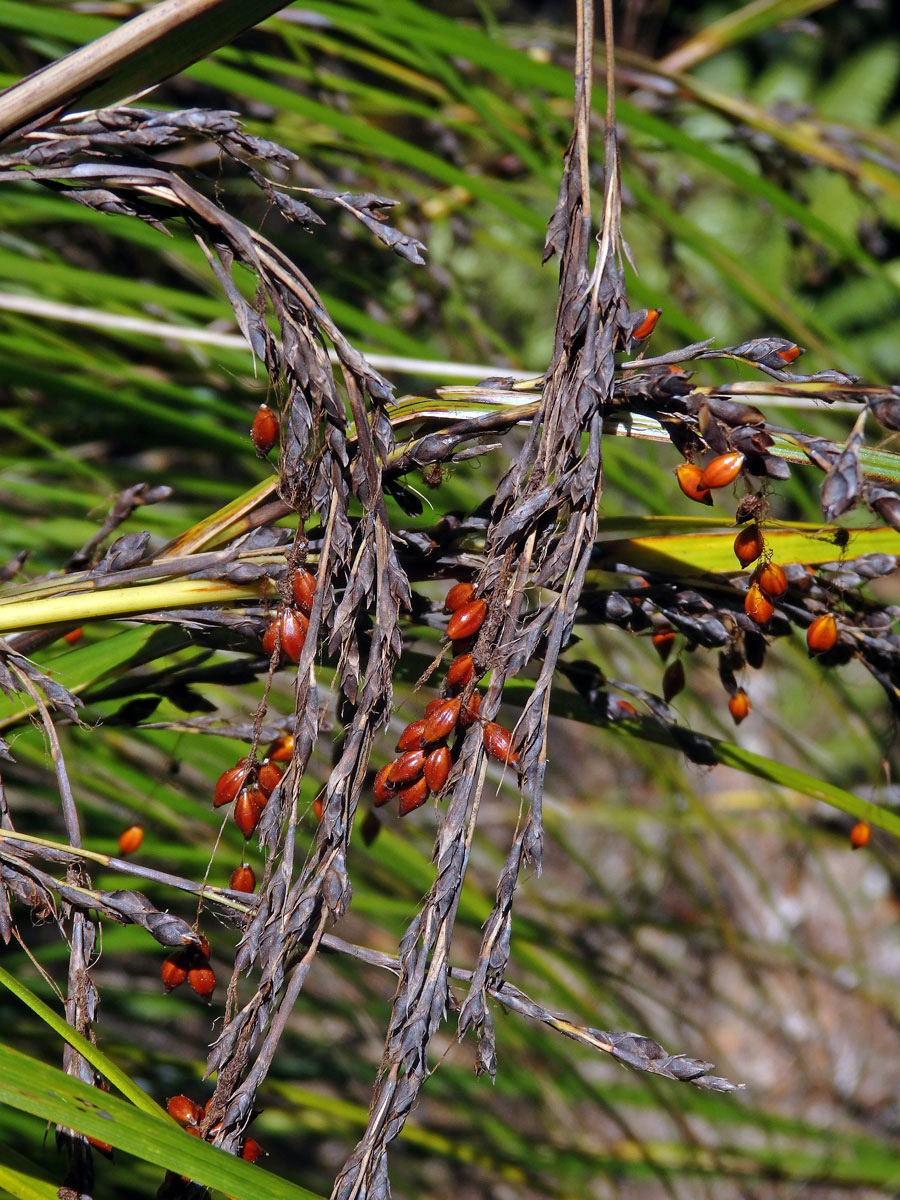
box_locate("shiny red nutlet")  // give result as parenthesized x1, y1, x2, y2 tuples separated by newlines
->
(241, 1138, 264, 1163)
(267, 735, 294, 762)
(230, 864, 256, 893)
(263, 607, 308, 663)
(776, 344, 801, 364)
(444, 581, 475, 613)
(482, 722, 518, 766)
(756, 561, 787, 599)
(64, 626, 84, 645)
(188, 965, 216, 999)
(744, 583, 774, 625)
(87, 1136, 113, 1157)
(291, 568, 316, 617)
(458, 690, 481, 729)
(446, 598, 487, 642)
(396, 719, 428, 752)
(733, 525, 764, 568)
(728, 690, 751, 725)
(234, 787, 267, 837)
(118, 824, 143, 855)
(699, 452, 745, 490)
(167, 1095, 202, 1126)
(250, 403, 279, 455)
(257, 759, 283, 795)
(675, 462, 713, 506)
(424, 745, 452, 792)
(161, 952, 189, 991)
(397, 777, 430, 816)
(631, 307, 661, 341)
(373, 764, 395, 807)
(423, 698, 461, 744)
(446, 653, 475, 690)
(313, 793, 324, 822)
(807, 612, 838, 654)
(423, 697, 445, 718)
(214, 762, 250, 808)
(849, 819, 871, 849)
(651, 628, 675, 661)
(387, 750, 426, 787)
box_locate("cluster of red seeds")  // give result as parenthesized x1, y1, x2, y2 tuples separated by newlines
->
(166, 1095, 262, 1172)
(262, 568, 316, 665)
(651, 502, 841, 726)
(374, 582, 519, 816)
(213, 734, 294, 839)
(161, 936, 216, 1001)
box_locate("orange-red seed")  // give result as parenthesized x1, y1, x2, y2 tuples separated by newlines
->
(699, 452, 745, 490)
(444, 581, 475, 613)
(397, 777, 430, 816)
(744, 583, 774, 625)
(482, 722, 518, 765)
(807, 612, 838, 654)
(445, 652, 475, 690)
(446, 598, 487, 642)
(167, 1095, 202, 1126)
(250, 403, 279, 455)
(118, 825, 143, 855)
(756, 561, 787, 599)
(675, 462, 713, 506)
(423, 698, 461, 744)
(734, 525, 764, 567)
(396, 719, 428, 752)
(424, 745, 452, 792)
(728, 690, 751, 725)
(291, 568, 316, 616)
(229, 864, 256, 893)
(849, 820, 871, 849)
(187, 965, 216, 999)
(387, 750, 426, 787)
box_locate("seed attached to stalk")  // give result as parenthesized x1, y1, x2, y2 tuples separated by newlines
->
(118, 825, 143, 855)
(700, 452, 745, 490)
(229, 864, 256, 893)
(423, 698, 461, 744)
(744, 583, 774, 625)
(256, 759, 283, 795)
(675, 463, 713, 506)
(161, 952, 189, 991)
(291, 568, 316, 616)
(631, 307, 662, 341)
(807, 612, 838, 654)
(387, 750, 426, 787)
(250, 403, 279, 455)
(234, 787, 267, 837)
(776, 344, 801, 364)
(651, 628, 676, 661)
(459, 690, 481, 729)
(262, 607, 308, 663)
(482, 722, 518, 765)
(396, 719, 428, 752)
(447, 598, 487, 642)
(187, 965, 216, 1000)
(373, 764, 395, 807)
(756, 561, 787, 599)
(64, 627, 84, 645)
(444, 581, 475, 613)
(849, 820, 871, 849)
(446, 653, 475, 690)
(733, 525, 764, 567)
(728, 690, 751, 725)
(167, 1095, 202, 1126)
(424, 745, 452, 792)
(214, 762, 250, 808)
(397, 777, 430, 816)
(241, 1138, 264, 1163)
(267, 735, 294, 762)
